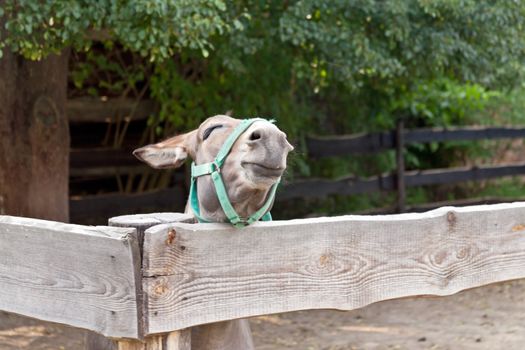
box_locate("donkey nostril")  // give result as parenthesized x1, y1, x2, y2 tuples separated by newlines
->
(249, 130, 261, 141)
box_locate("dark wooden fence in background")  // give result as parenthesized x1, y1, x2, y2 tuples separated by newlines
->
(281, 122, 525, 213)
(67, 99, 525, 222)
(67, 97, 186, 224)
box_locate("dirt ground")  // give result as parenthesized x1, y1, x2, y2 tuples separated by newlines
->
(0, 279, 523, 350)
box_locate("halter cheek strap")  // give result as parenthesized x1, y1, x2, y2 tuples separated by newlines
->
(190, 118, 279, 228)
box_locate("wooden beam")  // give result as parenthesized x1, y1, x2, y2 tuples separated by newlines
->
(405, 126, 525, 143)
(278, 173, 395, 200)
(279, 161, 525, 200)
(67, 98, 156, 123)
(70, 148, 139, 169)
(404, 162, 525, 187)
(306, 131, 394, 157)
(141, 202, 525, 334)
(70, 165, 149, 177)
(0, 215, 142, 339)
(70, 187, 187, 224)
(352, 196, 525, 215)
(306, 126, 525, 157)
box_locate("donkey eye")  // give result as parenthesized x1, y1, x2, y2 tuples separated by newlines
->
(203, 124, 223, 140)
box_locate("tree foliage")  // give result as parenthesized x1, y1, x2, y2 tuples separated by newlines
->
(280, 1, 525, 89)
(0, 0, 237, 60)
(5, 0, 524, 161)
(3, 1, 525, 87)
(3, 0, 525, 213)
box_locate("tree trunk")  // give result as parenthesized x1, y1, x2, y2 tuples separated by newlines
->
(0, 48, 70, 222)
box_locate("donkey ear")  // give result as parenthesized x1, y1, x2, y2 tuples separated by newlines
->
(133, 130, 197, 169)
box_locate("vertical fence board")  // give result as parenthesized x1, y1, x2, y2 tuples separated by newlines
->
(396, 119, 406, 213)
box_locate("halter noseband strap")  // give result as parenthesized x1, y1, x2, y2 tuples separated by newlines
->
(189, 118, 279, 228)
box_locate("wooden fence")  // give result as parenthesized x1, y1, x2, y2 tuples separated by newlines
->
(283, 124, 525, 212)
(66, 99, 525, 222)
(1, 202, 525, 349)
(67, 97, 188, 223)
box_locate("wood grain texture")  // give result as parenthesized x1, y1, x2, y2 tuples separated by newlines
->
(0, 215, 142, 339)
(142, 203, 525, 334)
(67, 98, 156, 123)
(109, 212, 194, 251)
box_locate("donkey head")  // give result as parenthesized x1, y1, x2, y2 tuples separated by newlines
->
(133, 115, 294, 222)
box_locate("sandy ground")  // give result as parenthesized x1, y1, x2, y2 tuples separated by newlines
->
(0, 280, 523, 350)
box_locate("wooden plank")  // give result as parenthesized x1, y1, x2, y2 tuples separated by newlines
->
(70, 148, 139, 169)
(142, 202, 525, 334)
(70, 165, 149, 177)
(70, 187, 187, 224)
(406, 196, 525, 213)
(278, 173, 395, 200)
(405, 162, 525, 187)
(405, 126, 525, 143)
(0, 216, 142, 339)
(306, 126, 525, 157)
(354, 196, 525, 215)
(67, 98, 156, 123)
(279, 162, 525, 200)
(306, 131, 394, 157)
(109, 212, 194, 250)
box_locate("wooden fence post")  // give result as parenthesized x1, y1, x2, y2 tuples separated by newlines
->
(117, 331, 191, 350)
(113, 214, 193, 349)
(396, 118, 406, 213)
(84, 213, 194, 350)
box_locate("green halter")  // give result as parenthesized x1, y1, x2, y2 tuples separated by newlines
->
(189, 118, 279, 228)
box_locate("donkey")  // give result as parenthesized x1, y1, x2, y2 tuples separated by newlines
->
(134, 115, 294, 349)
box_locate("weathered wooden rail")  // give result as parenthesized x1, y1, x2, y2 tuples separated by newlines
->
(306, 125, 525, 157)
(293, 124, 525, 212)
(1, 202, 525, 349)
(280, 161, 525, 200)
